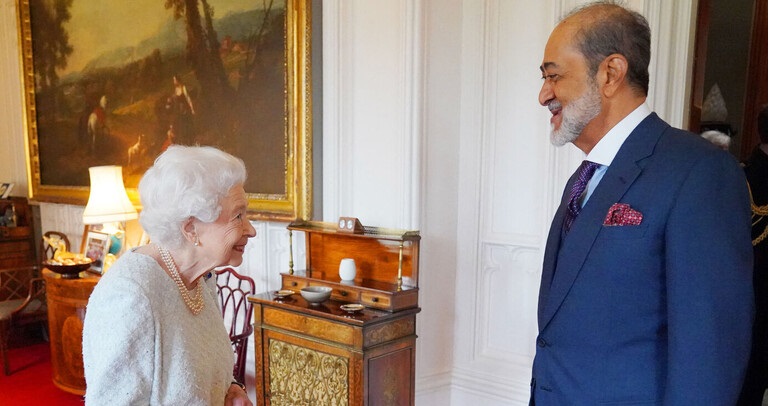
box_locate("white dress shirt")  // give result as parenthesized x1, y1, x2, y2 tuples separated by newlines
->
(582, 103, 652, 206)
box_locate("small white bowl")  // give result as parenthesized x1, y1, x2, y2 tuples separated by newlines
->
(300, 286, 332, 305)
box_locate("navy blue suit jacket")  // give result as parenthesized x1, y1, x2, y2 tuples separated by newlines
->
(532, 113, 754, 405)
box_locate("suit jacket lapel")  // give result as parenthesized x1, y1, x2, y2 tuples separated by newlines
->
(538, 113, 668, 332)
(537, 186, 569, 321)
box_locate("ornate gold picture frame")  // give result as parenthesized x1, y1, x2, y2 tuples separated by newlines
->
(17, 0, 312, 221)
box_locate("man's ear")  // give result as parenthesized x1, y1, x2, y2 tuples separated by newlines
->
(600, 54, 628, 98)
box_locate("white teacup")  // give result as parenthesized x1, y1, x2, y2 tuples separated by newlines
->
(339, 258, 357, 281)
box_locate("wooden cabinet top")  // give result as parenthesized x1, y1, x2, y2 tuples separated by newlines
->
(288, 220, 420, 242)
(284, 219, 421, 312)
(288, 220, 420, 289)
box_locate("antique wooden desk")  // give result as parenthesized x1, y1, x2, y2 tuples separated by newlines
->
(249, 220, 421, 405)
(42, 269, 100, 395)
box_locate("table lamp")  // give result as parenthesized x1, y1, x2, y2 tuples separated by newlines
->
(82, 165, 138, 257)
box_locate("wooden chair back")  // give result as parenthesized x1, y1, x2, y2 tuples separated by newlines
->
(41, 231, 71, 260)
(214, 267, 255, 384)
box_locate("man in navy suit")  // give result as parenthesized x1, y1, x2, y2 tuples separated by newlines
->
(531, 2, 754, 405)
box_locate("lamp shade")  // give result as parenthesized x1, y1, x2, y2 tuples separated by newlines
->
(82, 165, 138, 224)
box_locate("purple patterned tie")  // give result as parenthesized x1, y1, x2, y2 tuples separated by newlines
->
(563, 160, 601, 233)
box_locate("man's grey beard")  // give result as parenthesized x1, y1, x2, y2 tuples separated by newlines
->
(549, 83, 602, 146)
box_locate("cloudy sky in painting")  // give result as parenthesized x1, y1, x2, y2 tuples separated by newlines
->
(63, 0, 276, 74)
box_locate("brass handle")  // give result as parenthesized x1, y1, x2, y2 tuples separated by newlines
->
(371, 297, 379, 302)
(340, 291, 348, 296)
(291, 281, 298, 287)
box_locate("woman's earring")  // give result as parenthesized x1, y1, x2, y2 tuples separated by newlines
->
(194, 235, 200, 247)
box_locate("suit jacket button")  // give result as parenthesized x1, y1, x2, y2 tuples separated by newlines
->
(537, 338, 547, 347)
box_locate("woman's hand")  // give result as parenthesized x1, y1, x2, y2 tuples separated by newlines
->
(224, 383, 253, 406)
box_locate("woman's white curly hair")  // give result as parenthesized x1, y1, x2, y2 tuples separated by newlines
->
(138, 145, 246, 249)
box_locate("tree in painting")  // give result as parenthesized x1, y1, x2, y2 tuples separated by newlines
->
(29, 0, 74, 125)
(30, 0, 286, 195)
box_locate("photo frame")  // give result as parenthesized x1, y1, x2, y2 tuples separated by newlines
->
(0, 183, 12, 199)
(17, 0, 312, 221)
(81, 228, 110, 275)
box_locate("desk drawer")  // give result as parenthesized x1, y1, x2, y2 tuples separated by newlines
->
(281, 279, 309, 290)
(262, 306, 359, 347)
(360, 291, 391, 309)
(332, 287, 359, 302)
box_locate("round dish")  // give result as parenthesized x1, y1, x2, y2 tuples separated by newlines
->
(300, 286, 332, 305)
(340, 303, 365, 313)
(273, 289, 295, 298)
(43, 259, 93, 279)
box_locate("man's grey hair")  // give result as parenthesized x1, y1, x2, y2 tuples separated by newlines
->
(563, 0, 651, 96)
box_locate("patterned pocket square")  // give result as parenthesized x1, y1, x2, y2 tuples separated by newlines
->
(603, 203, 643, 226)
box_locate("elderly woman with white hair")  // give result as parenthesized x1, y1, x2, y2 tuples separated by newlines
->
(83, 145, 256, 406)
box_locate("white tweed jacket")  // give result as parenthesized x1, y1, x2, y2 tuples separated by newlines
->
(82, 250, 235, 405)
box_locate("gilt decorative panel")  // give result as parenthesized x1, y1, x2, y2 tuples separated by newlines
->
(268, 338, 350, 405)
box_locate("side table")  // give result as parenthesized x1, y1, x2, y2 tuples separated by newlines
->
(42, 269, 100, 395)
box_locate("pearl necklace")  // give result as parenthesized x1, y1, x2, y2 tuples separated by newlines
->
(156, 244, 204, 315)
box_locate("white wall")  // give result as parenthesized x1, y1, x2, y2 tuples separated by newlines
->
(0, 0, 697, 404)
(0, 0, 28, 194)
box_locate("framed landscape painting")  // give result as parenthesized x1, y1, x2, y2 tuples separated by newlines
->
(17, 0, 312, 220)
